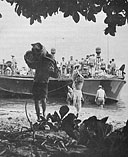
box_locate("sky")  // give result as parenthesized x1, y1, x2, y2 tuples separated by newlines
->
(0, 1, 128, 70)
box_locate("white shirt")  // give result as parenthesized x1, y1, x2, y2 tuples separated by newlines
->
(96, 88, 106, 98)
(12, 58, 17, 66)
(60, 60, 67, 69)
(111, 62, 116, 69)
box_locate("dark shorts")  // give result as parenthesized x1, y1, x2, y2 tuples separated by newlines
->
(32, 82, 48, 100)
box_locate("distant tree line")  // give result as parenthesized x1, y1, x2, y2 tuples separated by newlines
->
(0, 0, 128, 36)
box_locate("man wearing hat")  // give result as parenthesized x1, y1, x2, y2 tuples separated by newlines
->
(29, 43, 59, 121)
(95, 85, 106, 107)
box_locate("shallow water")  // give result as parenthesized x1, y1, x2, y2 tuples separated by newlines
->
(0, 80, 127, 129)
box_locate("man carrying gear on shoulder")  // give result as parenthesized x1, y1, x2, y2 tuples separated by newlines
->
(24, 42, 60, 122)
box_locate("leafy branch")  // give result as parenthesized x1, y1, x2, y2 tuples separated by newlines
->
(1, 0, 128, 36)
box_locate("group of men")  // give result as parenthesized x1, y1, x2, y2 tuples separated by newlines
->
(107, 59, 126, 78)
(24, 42, 87, 120)
(59, 54, 120, 80)
(3, 55, 18, 75)
(59, 56, 75, 76)
(107, 59, 116, 75)
(24, 43, 107, 121)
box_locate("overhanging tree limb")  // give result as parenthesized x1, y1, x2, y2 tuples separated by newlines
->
(1, 0, 128, 36)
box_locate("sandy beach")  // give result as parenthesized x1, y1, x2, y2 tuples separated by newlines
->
(0, 98, 128, 157)
(0, 98, 127, 131)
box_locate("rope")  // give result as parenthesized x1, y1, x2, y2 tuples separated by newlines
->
(0, 86, 32, 95)
(0, 81, 72, 95)
(48, 82, 72, 93)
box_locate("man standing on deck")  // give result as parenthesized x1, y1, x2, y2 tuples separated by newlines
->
(68, 56, 75, 76)
(95, 85, 106, 108)
(24, 42, 59, 122)
(110, 59, 116, 75)
(11, 55, 17, 75)
(60, 57, 67, 76)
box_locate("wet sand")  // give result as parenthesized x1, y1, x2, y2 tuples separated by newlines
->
(0, 98, 127, 131)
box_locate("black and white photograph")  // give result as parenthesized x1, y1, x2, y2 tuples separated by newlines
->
(0, 0, 128, 156)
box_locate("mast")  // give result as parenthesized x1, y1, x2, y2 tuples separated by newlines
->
(107, 35, 109, 64)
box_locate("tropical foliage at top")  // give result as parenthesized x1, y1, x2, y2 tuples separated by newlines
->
(0, 0, 128, 36)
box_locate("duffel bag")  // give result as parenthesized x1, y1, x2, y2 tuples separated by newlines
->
(24, 50, 40, 69)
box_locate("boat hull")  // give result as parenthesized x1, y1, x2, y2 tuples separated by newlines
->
(0, 75, 72, 98)
(82, 78, 126, 103)
(0, 75, 126, 103)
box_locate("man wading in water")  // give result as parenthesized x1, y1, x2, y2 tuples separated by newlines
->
(24, 43, 59, 122)
(95, 85, 106, 108)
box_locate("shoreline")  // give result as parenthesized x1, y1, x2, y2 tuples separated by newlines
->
(0, 99, 127, 131)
